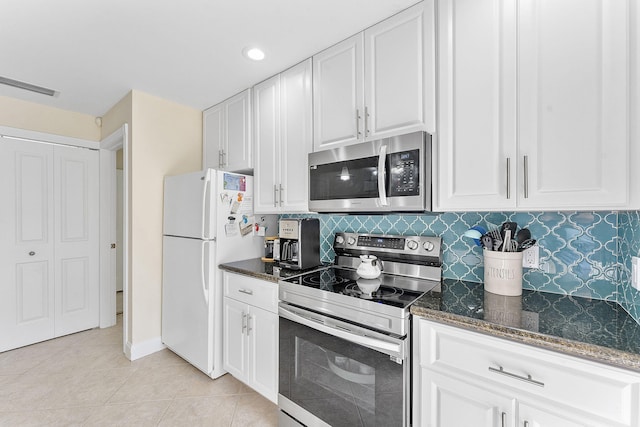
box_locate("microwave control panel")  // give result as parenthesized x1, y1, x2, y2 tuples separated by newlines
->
(387, 149, 420, 196)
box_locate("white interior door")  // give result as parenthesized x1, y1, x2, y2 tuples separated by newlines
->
(0, 138, 55, 352)
(53, 145, 100, 336)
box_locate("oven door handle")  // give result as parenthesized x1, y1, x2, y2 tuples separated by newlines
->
(279, 305, 404, 360)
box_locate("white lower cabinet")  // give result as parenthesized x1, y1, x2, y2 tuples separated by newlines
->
(222, 272, 278, 403)
(413, 318, 640, 427)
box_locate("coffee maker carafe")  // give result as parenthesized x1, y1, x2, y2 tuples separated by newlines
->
(278, 218, 320, 270)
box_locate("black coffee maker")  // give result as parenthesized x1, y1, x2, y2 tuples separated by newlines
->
(278, 218, 320, 270)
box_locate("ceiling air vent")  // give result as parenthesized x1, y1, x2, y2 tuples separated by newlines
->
(0, 76, 56, 96)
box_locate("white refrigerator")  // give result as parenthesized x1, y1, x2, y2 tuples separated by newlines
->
(162, 169, 261, 379)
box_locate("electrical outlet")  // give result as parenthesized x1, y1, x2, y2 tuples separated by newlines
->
(632, 257, 640, 290)
(522, 245, 539, 269)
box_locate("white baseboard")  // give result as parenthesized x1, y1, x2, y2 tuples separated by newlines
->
(124, 336, 166, 361)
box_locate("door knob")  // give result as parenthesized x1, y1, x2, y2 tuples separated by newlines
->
(28, 251, 35, 256)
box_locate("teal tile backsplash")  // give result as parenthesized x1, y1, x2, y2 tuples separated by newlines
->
(282, 210, 640, 324)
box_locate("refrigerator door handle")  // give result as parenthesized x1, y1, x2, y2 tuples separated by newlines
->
(201, 241, 209, 305)
(201, 170, 210, 240)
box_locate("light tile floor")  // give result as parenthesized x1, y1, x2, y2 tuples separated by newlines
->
(0, 315, 278, 426)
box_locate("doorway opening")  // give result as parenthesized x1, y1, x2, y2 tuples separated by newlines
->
(99, 124, 130, 356)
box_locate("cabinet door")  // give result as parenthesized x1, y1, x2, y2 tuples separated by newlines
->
(0, 138, 55, 352)
(280, 59, 312, 213)
(224, 89, 252, 172)
(517, 0, 630, 209)
(435, 0, 517, 211)
(53, 145, 99, 337)
(222, 297, 248, 381)
(247, 306, 278, 404)
(518, 403, 592, 427)
(313, 33, 364, 151)
(364, 1, 434, 139)
(203, 104, 223, 170)
(419, 370, 514, 427)
(253, 75, 281, 213)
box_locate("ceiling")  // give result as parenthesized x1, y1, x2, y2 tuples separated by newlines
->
(1, 0, 418, 117)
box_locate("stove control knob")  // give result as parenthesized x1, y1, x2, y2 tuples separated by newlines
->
(347, 236, 356, 245)
(423, 241, 435, 252)
(407, 240, 419, 250)
(335, 235, 345, 245)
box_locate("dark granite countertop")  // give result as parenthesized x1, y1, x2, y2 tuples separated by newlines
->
(411, 279, 640, 373)
(219, 258, 328, 283)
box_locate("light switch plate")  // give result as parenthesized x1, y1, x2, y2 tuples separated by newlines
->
(522, 245, 539, 269)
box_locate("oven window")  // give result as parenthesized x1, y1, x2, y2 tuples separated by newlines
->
(279, 317, 404, 427)
(309, 157, 380, 201)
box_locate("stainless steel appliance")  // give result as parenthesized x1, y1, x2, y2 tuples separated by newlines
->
(278, 232, 442, 427)
(278, 218, 321, 270)
(308, 131, 432, 213)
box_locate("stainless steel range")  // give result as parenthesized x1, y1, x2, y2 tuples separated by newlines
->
(278, 232, 442, 427)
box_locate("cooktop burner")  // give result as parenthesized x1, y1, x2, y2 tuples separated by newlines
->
(284, 266, 430, 309)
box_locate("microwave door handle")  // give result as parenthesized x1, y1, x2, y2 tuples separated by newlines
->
(377, 145, 389, 206)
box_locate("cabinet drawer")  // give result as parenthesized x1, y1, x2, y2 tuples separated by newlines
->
(223, 273, 278, 313)
(416, 319, 640, 426)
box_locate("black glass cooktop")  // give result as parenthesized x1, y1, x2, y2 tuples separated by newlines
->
(283, 266, 433, 309)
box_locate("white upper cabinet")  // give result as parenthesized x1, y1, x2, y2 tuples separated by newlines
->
(203, 89, 252, 172)
(435, 0, 517, 211)
(436, 0, 634, 211)
(254, 59, 313, 214)
(313, 1, 435, 151)
(517, 0, 630, 209)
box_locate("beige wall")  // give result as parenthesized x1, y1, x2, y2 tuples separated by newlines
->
(128, 90, 202, 344)
(0, 95, 100, 141)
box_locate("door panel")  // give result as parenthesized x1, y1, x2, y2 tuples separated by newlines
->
(0, 138, 55, 352)
(253, 74, 280, 213)
(517, 0, 629, 208)
(248, 306, 278, 403)
(313, 34, 364, 150)
(162, 236, 213, 375)
(225, 89, 252, 172)
(54, 145, 99, 336)
(223, 297, 247, 381)
(435, 0, 517, 211)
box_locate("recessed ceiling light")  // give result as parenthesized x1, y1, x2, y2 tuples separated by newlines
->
(243, 47, 265, 61)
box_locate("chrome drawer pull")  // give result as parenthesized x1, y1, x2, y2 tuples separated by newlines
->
(488, 366, 544, 387)
(238, 289, 254, 295)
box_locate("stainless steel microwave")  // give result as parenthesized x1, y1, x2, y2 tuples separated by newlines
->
(308, 131, 432, 213)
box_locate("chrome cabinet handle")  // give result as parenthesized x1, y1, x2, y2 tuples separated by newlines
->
(364, 106, 370, 137)
(218, 150, 223, 167)
(506, 157, 511, 199)
(524, 421, 530, 427)
(28, 251, 35, 256)
(356, 109, 362, 137)
(279, 184, 284, 207)
(238, 289, 253, 295)
(501, 412, 507, 427)
(489, 366, 544, 387)
(273, 185, 278, 208)
(242, 312, 247, 334)
(247, 314, 252, 334)
(523, 155, 529, 199)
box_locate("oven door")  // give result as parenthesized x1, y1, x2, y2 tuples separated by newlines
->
(278, 302, 409, 427)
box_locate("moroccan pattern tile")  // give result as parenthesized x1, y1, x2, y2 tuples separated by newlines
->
(619, 211, 640, 322)
(282, 210, 640, 324)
